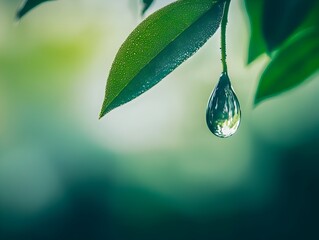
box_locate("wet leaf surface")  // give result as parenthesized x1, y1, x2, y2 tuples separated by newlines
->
(100, 0, 225, 117)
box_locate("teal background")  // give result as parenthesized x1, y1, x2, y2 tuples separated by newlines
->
(1, 1, 319, 239)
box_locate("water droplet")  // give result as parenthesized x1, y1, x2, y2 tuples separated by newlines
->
(206, 73, 241, 138)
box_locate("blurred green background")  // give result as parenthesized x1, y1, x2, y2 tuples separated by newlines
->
(1, 0, 319, 239)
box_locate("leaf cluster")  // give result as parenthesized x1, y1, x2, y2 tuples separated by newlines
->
(245, 0, 319, 104)
(17, 0, 319, 117)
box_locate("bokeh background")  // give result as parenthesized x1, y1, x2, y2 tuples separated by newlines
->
(1, 0, 319, 239)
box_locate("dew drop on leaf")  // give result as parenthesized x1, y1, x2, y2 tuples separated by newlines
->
(206, 73, 241, 138)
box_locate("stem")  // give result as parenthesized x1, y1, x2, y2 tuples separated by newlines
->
(221, 0, 231, 74)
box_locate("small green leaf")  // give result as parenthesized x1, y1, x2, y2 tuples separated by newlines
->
(142, 0, 155, 16)
(244, 0, 267, 64)
(100, 0, 225, 118)
(255, 30, 319, 105)
(262, 0, 316, 52)
(17, 0, 54, 19)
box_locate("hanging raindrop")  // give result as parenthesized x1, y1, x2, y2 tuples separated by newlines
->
(206, 72, 241, 138)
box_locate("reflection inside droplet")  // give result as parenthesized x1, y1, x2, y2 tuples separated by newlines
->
(206, 72, 241, 138)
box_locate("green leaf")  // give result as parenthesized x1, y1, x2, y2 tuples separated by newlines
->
(255, 30, 319, 105)
(142, 0, 155, 16)
(244, 0, 267, 64)
(262, 0, 316, 52)
(17, 0, 54, 19)
(100, 0, 225, 118)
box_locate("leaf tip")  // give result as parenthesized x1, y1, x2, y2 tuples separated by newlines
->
(16, 3, 26, 20)
(253, 88, 268, 107)
(247, 56, 254, 65)
(99, 106, 107, 120)
(141, 0, 154, 16)
(16, 11, 22, 20)
(253, 97, 261, 107)
(99, 100, 114, 119)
